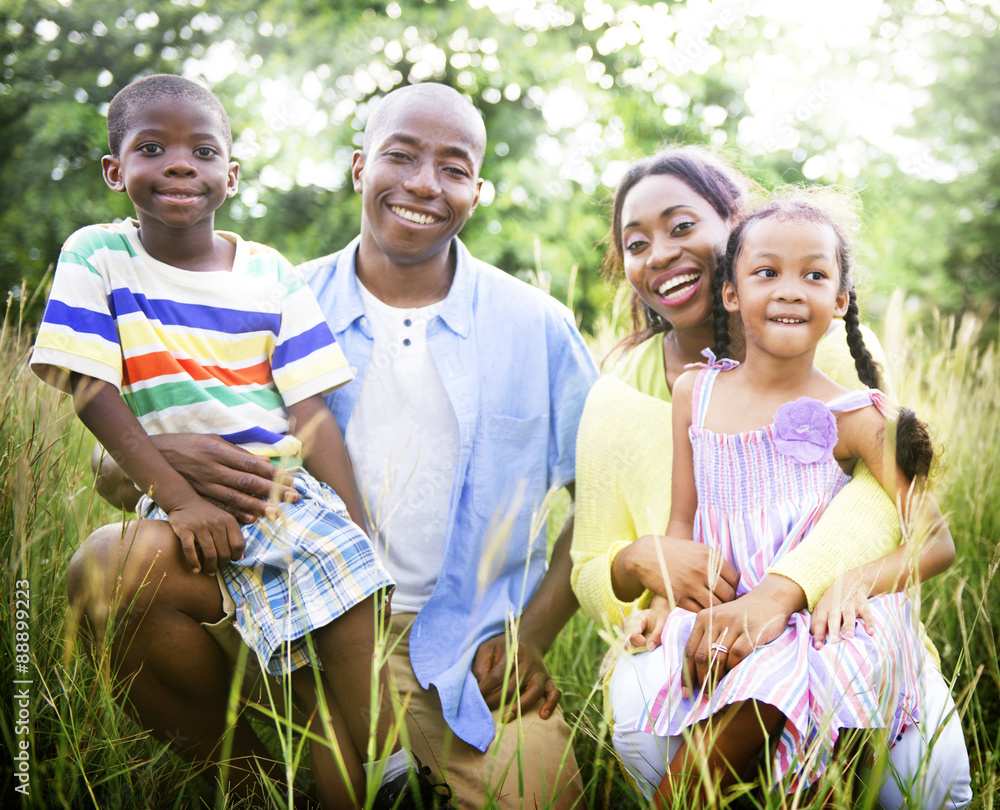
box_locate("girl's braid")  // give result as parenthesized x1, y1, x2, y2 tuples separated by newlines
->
(844, 273, 934, 479)
(712, 227, 743, 360)
(844, 289, 883, 390)
(711, 259, 733, 360)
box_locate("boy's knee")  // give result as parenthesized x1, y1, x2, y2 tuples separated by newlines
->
(67, 524, 126, 642)
(66, 520, 184, 639)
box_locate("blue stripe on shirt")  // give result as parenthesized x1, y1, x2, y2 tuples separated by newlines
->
(272, 322, 338, 368)
(41, 299, 118, 343)
(108, 288, 282, 334)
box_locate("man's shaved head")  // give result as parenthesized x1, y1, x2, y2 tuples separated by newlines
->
(363, 83, 487, 172)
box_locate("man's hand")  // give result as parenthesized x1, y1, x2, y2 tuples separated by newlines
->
(472, 633, 561, 723)
(151, 434, 299, 523)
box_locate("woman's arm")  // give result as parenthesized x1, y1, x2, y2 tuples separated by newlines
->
(767, 462, 903, 609)
(770, 322, 904, 609)
(811, 406, 955, 644)
(571, 377, 667, 623)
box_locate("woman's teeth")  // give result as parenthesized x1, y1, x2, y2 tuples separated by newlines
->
(657, 272, 699, 299)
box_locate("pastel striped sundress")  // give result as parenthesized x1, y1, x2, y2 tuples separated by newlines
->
(637, 365, 923, 789)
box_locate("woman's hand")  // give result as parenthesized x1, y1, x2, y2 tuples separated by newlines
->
(810, 570, 876, 648)
(681, 574, 805, 698)
(612, 535, 740, 612)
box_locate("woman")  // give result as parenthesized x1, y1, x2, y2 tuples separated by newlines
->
(570, 147, 972, 808)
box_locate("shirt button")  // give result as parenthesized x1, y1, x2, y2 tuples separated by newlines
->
(360, 317, 368, 328)
(402, 338, 411, 346)
(403, 318, 412, 327)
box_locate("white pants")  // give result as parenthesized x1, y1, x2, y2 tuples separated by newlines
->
(609, 648, 972, 809)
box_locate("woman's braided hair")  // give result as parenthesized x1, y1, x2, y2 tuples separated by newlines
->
(712, 192, 935, 480)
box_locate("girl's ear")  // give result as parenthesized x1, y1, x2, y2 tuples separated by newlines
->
(102, 155, 125, 193)
(833, 288, 850, 318)
(722, 279, 740, 313)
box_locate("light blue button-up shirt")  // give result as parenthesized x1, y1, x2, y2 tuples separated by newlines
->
(300, 237, 598, 750)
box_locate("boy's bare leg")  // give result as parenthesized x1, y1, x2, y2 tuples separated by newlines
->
(291, 668, 364, 807)
(314, 596, 399, 764)
(654, 700, 784, 809)
(67, 521, 275, 796)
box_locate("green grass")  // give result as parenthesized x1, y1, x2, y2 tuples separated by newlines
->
(2, 286, 998, 808)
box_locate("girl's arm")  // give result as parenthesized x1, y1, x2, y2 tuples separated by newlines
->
(570, 377, 738, 626)
(624, 593, 671, 651)
(611, 370, 734, 614)
(665, 370, 698, 541)
(287, 394, 367, 532)
(771, 322, 903, 608)
(811, 406, 955, 645)
(71, 373, 245, 574)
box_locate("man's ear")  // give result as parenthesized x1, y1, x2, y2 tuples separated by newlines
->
(351, 150, 365, 194)
(722, 279, 740, 313)
(468, 177, 483, 216)
(226, 161, 239, 198)
(102, 155, 125, 193)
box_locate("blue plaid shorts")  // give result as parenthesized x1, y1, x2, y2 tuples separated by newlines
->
(139, 468, 393, 676)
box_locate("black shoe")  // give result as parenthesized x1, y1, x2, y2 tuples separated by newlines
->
(372, 756, 455, 810)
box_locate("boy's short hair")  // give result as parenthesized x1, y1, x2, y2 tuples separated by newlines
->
(107, 74, 232, 157)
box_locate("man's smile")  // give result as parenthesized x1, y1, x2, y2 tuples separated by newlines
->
(390, 204, 443, 225)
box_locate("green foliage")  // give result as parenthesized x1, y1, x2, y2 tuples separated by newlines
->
(0, 0, 251, 303)
(5, 0, 999, 331)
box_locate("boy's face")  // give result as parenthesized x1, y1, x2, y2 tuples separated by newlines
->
(352, 94, 483, 268)
(102, 95, 238, 233)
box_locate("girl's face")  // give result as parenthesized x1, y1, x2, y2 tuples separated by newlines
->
(723, 217, 849, 359)
(620, 174, 730, 332)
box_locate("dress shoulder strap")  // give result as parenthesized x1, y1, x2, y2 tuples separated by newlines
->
(690, 368, 722, 429)
(826, 387, 895, 419)
(686, 349, 739, 429)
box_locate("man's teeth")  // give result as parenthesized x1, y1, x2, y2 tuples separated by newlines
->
(392, 206, 438, 225)
(657, 272, 699, 298)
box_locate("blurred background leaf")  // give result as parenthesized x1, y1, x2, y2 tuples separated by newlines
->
(2, 0, 998, 332)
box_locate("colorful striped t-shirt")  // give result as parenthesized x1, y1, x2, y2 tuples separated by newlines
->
(30, 220, 352, 460)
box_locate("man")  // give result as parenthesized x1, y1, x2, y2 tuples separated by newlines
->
(73, 82, 597, 808)
(299, 82, 596, 808)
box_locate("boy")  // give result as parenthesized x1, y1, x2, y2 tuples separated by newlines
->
(30, 74, 451, 809)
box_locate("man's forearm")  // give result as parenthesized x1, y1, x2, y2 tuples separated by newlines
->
(91, 443, 141, 511)
(516, 506, 579, 653)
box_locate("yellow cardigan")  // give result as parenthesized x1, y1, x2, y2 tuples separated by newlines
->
(571, 321, 905, 628)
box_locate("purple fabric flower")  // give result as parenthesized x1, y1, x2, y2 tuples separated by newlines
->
(772, 398, 838, 464)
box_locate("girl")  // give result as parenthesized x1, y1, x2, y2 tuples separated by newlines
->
(625, 192, 955, 805)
